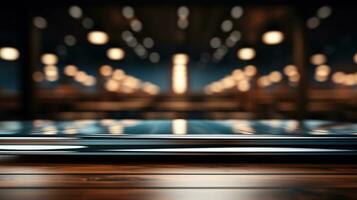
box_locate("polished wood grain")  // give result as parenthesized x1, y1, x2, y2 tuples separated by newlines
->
(1, 189, 357, 200)
(0, 156, 356, 199)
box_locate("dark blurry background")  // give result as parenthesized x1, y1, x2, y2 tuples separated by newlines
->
(0, 0, 356, 121)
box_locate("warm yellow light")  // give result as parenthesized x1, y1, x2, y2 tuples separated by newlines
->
(310, 54, 326, 65)
(41, 53, 58, 65)
(100, 65, 113, 77)
(105, 79, 120, 92)
(46, 74, 58, 82)
(172, 64, 188, 94)
(108, 124, 123, 135)
(284, 65, 298, 77)
(237, 80, 250, 92)
(232, 69, 245, 81)
(221, 76, 235, 89)
(237, 48, 255, 60)
(121, 85, 134, 94)
(74, 71, 87, 82)
(353, 53, 357, 64)
(244, 65, 257, 77)
(210, 81, 224, 93)
(122, 76, 141, 89)
(289, 74, 300, 83)
(0, 47, 20, 61)
(107, 48, 125, 60)
(315, 74, 328, 82)
(172, 53, 189, 65)
(64, 65, 78, 76)
(83, 76, 96, 86)
(262, 31, 284, 45)
(112, 69, 125, 81)
(332, 72, 344, 84)
(87, 31, 109, 45)
(343, 74, 356, 86)
(269, 71, 282, 83)
(257, 76, 271, 87)
(63, 128, 78, 135)
(172, 119, 187, 135)
(142, 82, 160, 95)
(172, 53, 189, 94)
(44, 65, 58, 77)
(315, 64, 331, 77)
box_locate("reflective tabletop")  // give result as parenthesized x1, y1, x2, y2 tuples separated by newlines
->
(0, 120, 356, 155)
(1, 119, 356, 136)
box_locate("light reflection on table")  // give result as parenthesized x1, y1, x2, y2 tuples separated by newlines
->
(0, 119, 356, 136)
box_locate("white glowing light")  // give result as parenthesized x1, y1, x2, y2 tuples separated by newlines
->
(262, 31, 284, 45)
(172, 53, 189, 65)
(237, 48, 256, 60)
(310, 54, 327, 65)
(41, 53, 58, 65)
(107, 48, 125, 60)
(0, 47, 20, 61)
(172, 119, 187, 135)
(172, 64, 188, 94)
(87, 31, 109, 45)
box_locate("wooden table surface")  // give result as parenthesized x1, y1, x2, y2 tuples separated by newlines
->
(0, 156, 356, 200)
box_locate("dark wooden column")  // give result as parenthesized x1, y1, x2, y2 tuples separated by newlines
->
(19, 7, 41, 120)
(292, 8, 308, 120)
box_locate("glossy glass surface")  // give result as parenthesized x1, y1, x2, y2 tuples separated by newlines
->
(0, 120, 356, 137)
